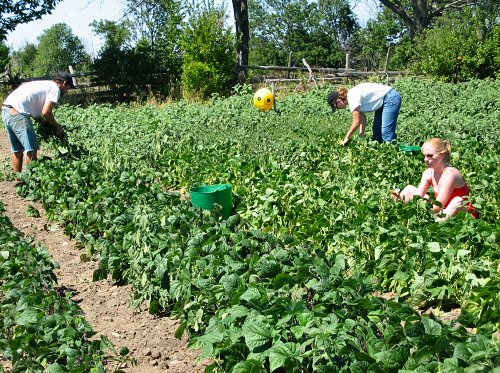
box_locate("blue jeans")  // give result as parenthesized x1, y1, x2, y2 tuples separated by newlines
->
(373, 89, 402, 143)
(2, 107, 39, 153)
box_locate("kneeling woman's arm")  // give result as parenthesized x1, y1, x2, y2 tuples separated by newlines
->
(415, 169, 433, 200)
(392, 169, 432, 202)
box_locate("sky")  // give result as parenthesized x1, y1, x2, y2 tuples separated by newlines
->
(5, 0, 125, 57)
(5, 0, 376, 57)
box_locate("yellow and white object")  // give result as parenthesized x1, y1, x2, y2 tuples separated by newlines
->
(253, 88, 274, 111)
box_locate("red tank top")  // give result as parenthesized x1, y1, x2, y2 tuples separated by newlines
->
(431, 179, 470, 208)
(431, 174, 478, 218)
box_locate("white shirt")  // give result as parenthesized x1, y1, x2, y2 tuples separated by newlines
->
(347, 83, 392, 113)
(4, 80, 61, 118)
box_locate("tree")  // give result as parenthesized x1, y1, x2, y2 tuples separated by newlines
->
(91, 19, 132, 52)
(378, 0, 481, 38)
(91, 19, 162, 100)
(31, 23, 91, 75)
(0, 41, 9, 72)
(10, 42, 37, 76)
(317, 0, 359, 67)
(356, 8, 406, 70)
(90, 1, 187, 100)
(124, 0, 182, 56)
(249, 0, 358, 67)
(412, 8, 499, 81)
(232, 0, 249, 74)
(123, 0, 184, 90)
(90, 19, 133, 82)
(318, 0, 358, 49)
(0, 0, 62, 41)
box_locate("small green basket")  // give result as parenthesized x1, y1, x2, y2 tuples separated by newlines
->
(190, 184, 233, 219)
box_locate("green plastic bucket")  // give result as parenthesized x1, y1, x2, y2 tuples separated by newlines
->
(190, 184, 233, 219)
(399, 145, 422, 153)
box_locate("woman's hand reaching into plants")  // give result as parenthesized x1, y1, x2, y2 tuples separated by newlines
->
(392, 188, 402, 201)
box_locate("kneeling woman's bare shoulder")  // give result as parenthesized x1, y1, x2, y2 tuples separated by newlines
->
(442, 166, 466, 183)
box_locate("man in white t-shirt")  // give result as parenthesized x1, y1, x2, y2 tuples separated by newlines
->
(2, 72, 74, 180)
(327, 82, 402, 145)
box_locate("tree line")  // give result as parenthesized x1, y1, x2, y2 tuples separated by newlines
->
(1, 0, 499, 101)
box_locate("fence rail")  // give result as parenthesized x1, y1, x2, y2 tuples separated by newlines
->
(237, 64, 411, 76)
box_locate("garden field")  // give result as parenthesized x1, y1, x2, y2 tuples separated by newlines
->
(2, 78, 499, 372)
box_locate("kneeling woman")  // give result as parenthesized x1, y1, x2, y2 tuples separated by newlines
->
(392, 138, 479, 220)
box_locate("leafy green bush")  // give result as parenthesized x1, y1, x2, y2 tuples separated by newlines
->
(389, 35, 415, 71)
(181, 61, 218, 98)
(412, 10, 500, 81)
(180, 7, 236, 99)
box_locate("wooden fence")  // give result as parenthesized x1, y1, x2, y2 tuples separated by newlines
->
(1, 61, 414, 102)
(0, 66, 175, 104)
(237, 60, 413, 93)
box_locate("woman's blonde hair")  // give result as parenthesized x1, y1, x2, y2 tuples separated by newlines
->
(337, 87, 348, 100)
(424, 138, 452, 162)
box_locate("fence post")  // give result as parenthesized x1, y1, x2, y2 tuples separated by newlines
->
(68, 66, 78, 87)
(384, 47, 392, 71)
(287, 51, 293, 79)
(345, 50, 351, 69)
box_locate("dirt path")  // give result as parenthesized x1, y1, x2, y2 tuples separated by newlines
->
(0, 130, 208, 372)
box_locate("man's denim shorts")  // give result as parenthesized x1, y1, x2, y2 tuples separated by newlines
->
(2, 107, 39, 153)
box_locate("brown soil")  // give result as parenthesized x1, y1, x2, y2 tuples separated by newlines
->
(0, 129, 209, 372)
